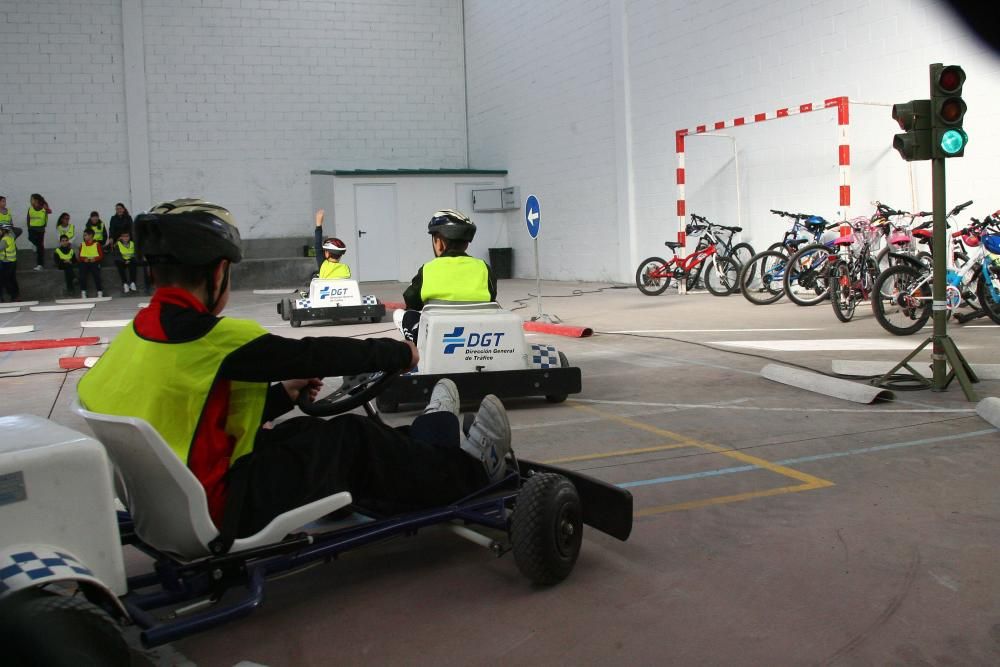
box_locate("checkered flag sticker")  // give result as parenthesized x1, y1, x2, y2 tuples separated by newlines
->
(530, 344, 560, 369)
(0, 549, 93, 595)
(361, 295, 378, 305)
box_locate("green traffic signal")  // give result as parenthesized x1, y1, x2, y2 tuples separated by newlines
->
(929, 63, 967, 159)
(939, 128, 968, 155)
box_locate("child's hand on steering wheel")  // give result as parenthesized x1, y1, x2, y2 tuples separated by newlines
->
(282, 378, 323, 403)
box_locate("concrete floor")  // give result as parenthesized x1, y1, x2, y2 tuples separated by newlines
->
(2, 279, 999, 666)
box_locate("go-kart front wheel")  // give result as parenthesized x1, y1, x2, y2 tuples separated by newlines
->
(511, 472, 583, 585)
(545, 352, 571, 403)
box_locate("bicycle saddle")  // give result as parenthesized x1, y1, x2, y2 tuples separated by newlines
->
(664, 241, 684, 249)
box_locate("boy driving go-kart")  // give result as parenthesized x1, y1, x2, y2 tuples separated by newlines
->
(77, 199, 512, 539)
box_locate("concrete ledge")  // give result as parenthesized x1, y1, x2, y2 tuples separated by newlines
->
(761, 363, 895, 404)
(976, 397, 1000, 429)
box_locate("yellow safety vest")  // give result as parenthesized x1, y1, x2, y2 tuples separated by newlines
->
(420, 256, 491, 303)
(117, 240, 135, 261)
(88, 222, 105, 242)
(79, 242, 100, 260)
(0, 211, 12, 226)
(77, 317, 269, 467)
(55, 247, 75, 263)
(28, 207, 47, 228)
(319, 261, 351, 280)
(1, 235, 16, 262)
(56, 223, 75, 241)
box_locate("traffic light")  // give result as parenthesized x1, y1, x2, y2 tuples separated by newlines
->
(930, 63, 967, 158)
(891, 99, 931, 161)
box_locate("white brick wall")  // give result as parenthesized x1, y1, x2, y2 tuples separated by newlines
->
(0, 0, 129, 247)
(464, 0, 620, 281)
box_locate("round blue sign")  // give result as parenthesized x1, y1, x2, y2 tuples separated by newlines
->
(525, 194, 540, 239)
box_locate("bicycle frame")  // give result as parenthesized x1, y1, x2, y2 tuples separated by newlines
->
(647, 243, 718, 281)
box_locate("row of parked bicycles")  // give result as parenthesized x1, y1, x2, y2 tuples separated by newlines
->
(635, 202, 1000, 335)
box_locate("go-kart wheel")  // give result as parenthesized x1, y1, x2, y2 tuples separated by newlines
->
(298, 371, 399, 417)
(280, 297, 292, 321)
(511, 472, 583, 585)
(290, 318, 301, 328)
(544, 352, 570, 403)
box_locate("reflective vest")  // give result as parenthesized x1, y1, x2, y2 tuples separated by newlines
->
(1, 235, 16, 262)
(28, 207, 47, 228)
(55, 246, 75, 263)
(0, 210, 11, 226)
(79, 241, 100, 260)
(420, 256, 491, 303)
(56, 223, 75, 241)
(88, 222, 105, 241)
(319, 261, 351, 280)
(77, 317, 269, 470)
(117, 240, 135, 261)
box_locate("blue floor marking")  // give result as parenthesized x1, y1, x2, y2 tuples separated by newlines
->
(619, 429, 997, 490)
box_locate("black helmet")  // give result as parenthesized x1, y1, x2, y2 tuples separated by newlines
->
(135, 199, 242, 266)
(428, 209, 476, 242)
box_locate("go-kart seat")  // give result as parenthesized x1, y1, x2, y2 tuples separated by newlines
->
(72, 400, 352, 561)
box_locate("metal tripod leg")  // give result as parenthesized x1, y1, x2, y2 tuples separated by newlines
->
(875, 337, 932, 389)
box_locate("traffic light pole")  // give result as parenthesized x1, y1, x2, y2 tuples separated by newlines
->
(878, 157, 978, 400)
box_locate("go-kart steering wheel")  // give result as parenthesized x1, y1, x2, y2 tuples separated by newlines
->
(297, 371, 399, 417)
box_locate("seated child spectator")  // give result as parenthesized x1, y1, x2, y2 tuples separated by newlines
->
(53, 234, 78, 295)
(108, 202, 133, 246)
(85, 211, 107, 247)
(0, 223, 19, 302)
(78, 228, 104, 298)
(114, 230, 139, 294)
(0, 195, 13, 228)
(314, 209, 351, 279)
(55, 212, 75, 243)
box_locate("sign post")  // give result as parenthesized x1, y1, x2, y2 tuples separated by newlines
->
(524, 194, 557, 322)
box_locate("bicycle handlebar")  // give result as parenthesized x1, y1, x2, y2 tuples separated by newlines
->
(948, 200, 973, 217)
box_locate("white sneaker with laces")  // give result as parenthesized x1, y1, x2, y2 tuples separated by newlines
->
(129, 282, 137, 292)
(97, 290, 103, 298)
(122, 283, 130, 294)
(33, 265, 42, 271)
(423, 378, 459, 416)
(461, 395, 512, 483)
(80, 291, 87, 299)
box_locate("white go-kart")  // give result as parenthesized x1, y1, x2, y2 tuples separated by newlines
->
(277, 279, 386, 327)
(378, 302, 582, 412)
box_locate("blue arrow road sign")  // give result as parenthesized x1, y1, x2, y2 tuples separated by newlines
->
(525, 194, 540, 239)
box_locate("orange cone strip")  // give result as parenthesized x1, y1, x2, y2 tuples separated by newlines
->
(0, 336, 101, 352)
(523, 321, 593, 338)
(383, 301, 406, 311)
(59, 356, 101, 369)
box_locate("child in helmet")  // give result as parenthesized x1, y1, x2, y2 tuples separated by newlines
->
(77, 199, 512, 541)
(397, 209, 498, 342)
(314, 209, 351, 279)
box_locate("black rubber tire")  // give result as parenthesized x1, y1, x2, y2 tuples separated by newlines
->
(280, 298, 292, 321)
(783, 243, 832, 306)
(545, 352, 570, 403)
(766, 242, 789, 256)
(0, 591, 129, 667)
(829, 260, 856, 323)
(977, 268, 1000, 325)
(511, 472, 583, 585)
(872, 263, 931, 335)
(739, 251, 786, 305)
(704, 256, 739, 296)
(728, 242, 755, 268)
(290, 318, 301, 328)
(635, 256, 671, 296)
(375, 395, 399, 413)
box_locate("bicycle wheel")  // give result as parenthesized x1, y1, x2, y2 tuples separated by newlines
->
(727, 242, 756, 283)
(766, 242, 789, 255)
(977, 265, 1000, 325)
(829, 260, 857, 322)
(635, 256, 671, 296)
(705, 256, 739, 296)
(740, 251, 786, 305)
(872, 263, 931, 335)
(784, 243, 833, 306)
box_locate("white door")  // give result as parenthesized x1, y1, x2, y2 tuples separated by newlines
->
(354, 183, 399, 281)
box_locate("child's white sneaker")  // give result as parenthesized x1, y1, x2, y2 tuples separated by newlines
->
(423, 378, 459, 417)
(122, 283, 130, 294)
(97, 291, 103, 298)
(461, 395, 512, 483)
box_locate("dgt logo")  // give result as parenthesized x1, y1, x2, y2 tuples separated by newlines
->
(442, 327, 505, 354)
(319, 286, 349, 299)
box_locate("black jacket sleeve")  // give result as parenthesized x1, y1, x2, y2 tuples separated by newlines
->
(402, 266, 425, 311)
(218, 334, 412, 383)
(261, 382, 296, 422)
(486, 263, 498, 302)
(314, 227, 324, 270)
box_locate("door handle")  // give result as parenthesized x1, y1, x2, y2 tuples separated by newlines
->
(358, 230, 367, 238)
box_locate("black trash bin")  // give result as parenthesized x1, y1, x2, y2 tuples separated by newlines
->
(488, 247, 513, 279)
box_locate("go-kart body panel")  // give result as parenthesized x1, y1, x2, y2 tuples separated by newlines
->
(378, 366, 581, 410)
(280, 279, 386, 325)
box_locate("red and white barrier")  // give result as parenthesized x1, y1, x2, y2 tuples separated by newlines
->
(523, 321, 593, 338)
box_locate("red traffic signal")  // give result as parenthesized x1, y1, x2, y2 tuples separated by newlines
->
(935, 65, 965, 94)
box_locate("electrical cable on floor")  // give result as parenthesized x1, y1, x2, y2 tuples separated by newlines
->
(0, 368, 84, 379)
(509, 285, 633, 312)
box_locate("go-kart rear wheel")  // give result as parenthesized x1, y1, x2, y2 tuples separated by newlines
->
(545, 352, 570, 403)
(511, 472, 583, 585)
(290, 317, 301, 328)
(279, 297, 292, 321)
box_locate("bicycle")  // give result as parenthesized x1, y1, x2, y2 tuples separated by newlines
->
(872, 213, 1000, 334)
(738, 211, 835, 305)
(828, 216, 883, 323)
(681, 213, 754, 290)
(635, 217, 742, 297)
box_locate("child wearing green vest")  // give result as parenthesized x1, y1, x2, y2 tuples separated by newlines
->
(26, 193, 49, 271)
(114, 230, 138, 294)
(53, 234, 77, 295)
(78, 228, 104, 298)
(0, 196, 13, 229)
(0, 223, 19, 302)
(314, 209, 352, 279)
(85, 211, 107, 247)
(55, 212, 75, 243)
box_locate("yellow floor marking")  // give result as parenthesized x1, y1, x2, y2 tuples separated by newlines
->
(569, 403, 834, 515)
(543, 442, 692, 465)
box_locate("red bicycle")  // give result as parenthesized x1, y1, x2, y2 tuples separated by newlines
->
(635, 219, 740, 297)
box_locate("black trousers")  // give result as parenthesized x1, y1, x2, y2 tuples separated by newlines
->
(78, 262, 102, 292)
(0, 263, 18, 301)
(228, 412, 487, 537)
(28, 228, 44, 267)
(59, 264, 76, 291)
(115, 260, 137, 284)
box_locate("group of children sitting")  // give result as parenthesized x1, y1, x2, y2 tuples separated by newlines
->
(53, 227, 146, 299)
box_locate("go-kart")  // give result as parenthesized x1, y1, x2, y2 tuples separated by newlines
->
(378, 302, 582, 412)
(0, 377, 632, 662)
(276, 278, 385, 327)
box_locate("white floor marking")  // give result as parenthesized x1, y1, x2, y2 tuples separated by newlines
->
(571, 398, 976, 414)
(711, 338, 949, 351)
(253, 288, 298, 295)
(511, 398, 753, 431)
(1, 300, 39, 307)
(966, 325, 999, 328)
(607, 328, 821, 334)
(0, 325, 35, 335)
(80, 320, 131, 328)
(0, 307, 19, 314)
(30, 304, 95, 311)
(833, 360, 1000, 380)
(55, 296, 112, 303)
